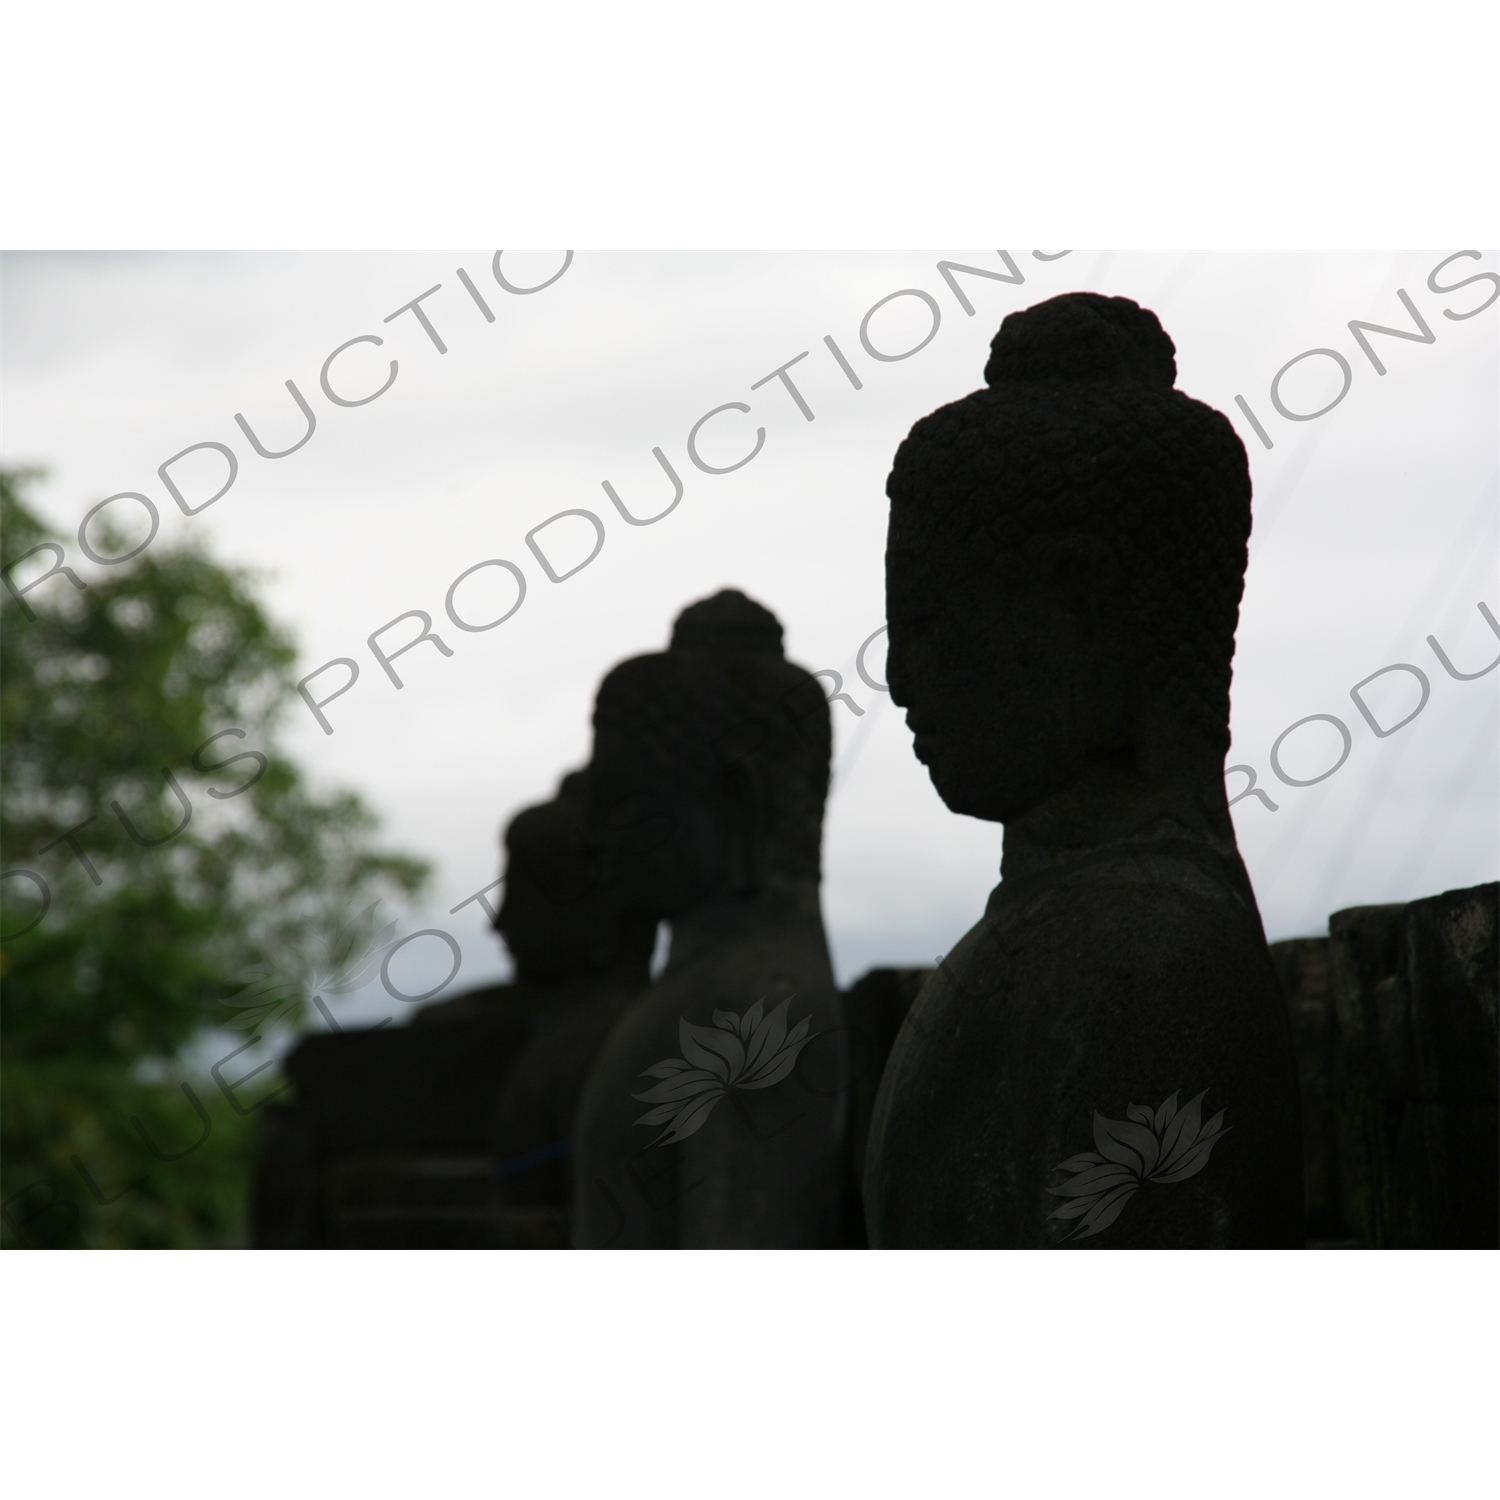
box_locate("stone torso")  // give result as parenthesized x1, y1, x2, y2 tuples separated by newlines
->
(864, 837, 1304, 1248)
(489, 983, 640, 1222)
(572, 900, 852, 1248)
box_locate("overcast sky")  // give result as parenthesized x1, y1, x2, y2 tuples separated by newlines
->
(3, 250, 1496, 1022)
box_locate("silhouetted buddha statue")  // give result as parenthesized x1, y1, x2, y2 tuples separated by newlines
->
(865, 293, 1304, 1248)
(262, 773, 653, 1247)
(414, 771, 652, 1031)
(484, 771, 658, 1246)
(571, 591, 854, 1248)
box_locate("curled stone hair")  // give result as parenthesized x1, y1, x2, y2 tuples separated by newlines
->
(593, 590, 831, 882)
(504, 769, 599, 905)
(887, 292, 1253, 750)
(669, 590, 785, 657)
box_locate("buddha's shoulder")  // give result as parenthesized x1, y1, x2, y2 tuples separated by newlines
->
(1001, 847, 1258, 938)
(933, 854, 1268, 1000)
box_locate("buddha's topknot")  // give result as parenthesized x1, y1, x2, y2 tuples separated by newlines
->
(983, 292, 1177, 389)
(887, 291, 1252, 750)
(594, 590, 829, 883)
(669, 589, 785, 657)
(505, 770, 597, 905)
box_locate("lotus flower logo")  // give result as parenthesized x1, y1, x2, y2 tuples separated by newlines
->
(633, 996, 818, 1146)
(219, 901, 398, 1033)
(1047, 1089, 1230, 1241)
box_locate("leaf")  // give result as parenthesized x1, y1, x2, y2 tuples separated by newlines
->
(343, 899, 383, 939)
(634, 1101, 684, 1127)
(225, 963, 278, 987)
(742, 996, 792, 1077)
(322, 944, 393, 994)
(1047, 1162, 1138, 1197)
(739, 1013, 810, 1087)
(224, 1006, 276, 1031)
(1053, 1152, 1105, 1174)
(1151, 1127, 1231, 1184)
(631, 1071, 722, 1105)
(1049, 1193, 1108, 1221)
(678, 1018, 744, 1082)
(639, 1059, 691, 1080)
(219, 972, 297, 1008)
(1092, 1112, 1160, 1177)
(1157, 1090, 1208, 1172)
(1153, 1091, 1180, 1135)
(307, 902, 403, 992)
(738, 997, 764, 1042)
(1070, 1184, 1138, 1240)
(739, 1022, 817, 1090)
(649, 1090, 725, 1145)
(634, 999, 817, 1150)
(1126, 1102, 1154, 1128)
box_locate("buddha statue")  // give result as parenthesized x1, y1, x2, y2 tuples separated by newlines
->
(484, 771, 658, 1245)
(266, 773, 653, 1247)
(864, 292, 1304, 1248)
(571, 591, 855, 1248)
(414, 771, 652, 1030)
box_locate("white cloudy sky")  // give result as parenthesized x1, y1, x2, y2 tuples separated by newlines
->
(3, 250, 1496, 1021)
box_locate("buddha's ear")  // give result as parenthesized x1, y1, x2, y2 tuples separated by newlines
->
(1026, 530, 1121, 634)
(722, 757, 765, 896)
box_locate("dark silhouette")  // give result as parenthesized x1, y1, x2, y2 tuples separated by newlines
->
(484, 772, 658, 1247)
(268, 1019, 532, 1246)
(1325, 882, 1497, 1248)
(838, 966, 930, 1235)
(1268, 880, 1497, 1249)
(571, 591, 854, 1247)
(864, 292, 1305, 1247)
(1270, 936, 1355, 1245)
(252, 774, 653, 1248)
(416, 770, 654, 1031)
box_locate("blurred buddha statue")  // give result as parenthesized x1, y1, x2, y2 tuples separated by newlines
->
(480, 771, 658, 1245)
(572, 591, 856, 1247)
(415, 770, 654, 1031)
(265, 773, 653, 1247)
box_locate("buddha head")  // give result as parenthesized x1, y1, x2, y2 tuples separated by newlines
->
(884, 291, 1253, 829)
(588, 590, 832, 918)
(494, 770, 657, 986)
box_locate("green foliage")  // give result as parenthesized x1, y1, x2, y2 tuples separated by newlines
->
(1, 469, 427, 1247)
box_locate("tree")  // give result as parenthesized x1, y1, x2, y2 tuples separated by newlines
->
(1, 469, 427, 1247)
